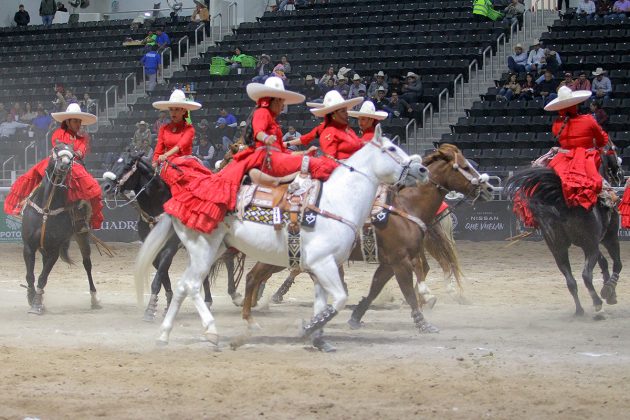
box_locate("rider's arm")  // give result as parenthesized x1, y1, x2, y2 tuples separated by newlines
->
(318, 127, 338, 158)
(591, 117, 609, 148)
(299, 123, 324, 146)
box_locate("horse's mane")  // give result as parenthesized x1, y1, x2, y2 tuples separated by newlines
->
(218, 139, 246, 170)
(422, 143, 460, 166)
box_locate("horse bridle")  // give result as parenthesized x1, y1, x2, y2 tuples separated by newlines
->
(103, 158, 159, 210)
(429, 151, 490, 205)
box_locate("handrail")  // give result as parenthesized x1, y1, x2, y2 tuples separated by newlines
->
(405, 118, 417, 152)
(391, 135, 400, 146)
(104, 85, 118, 122)
(2, 156, 15, 183)
(468, 59, 478, 98)
(177, 35, 190, 70)
(454, 73, 464, 111)
(497, 33, 506, 64)
(437, 88, 449, 125)
(142, 66, 147, 95)
(228, 2, 238, 30)
(87, 101, 100, 134)
(482, 46, 492, 83)
(45, 128, 53, 156)
(24, 141, 36, 169)
(161, 46, 173, 81)
(534, 0, 544, 27)
(509, 19, 518, 49)
(124, 72, 135, 109)
(211, 13, 223, 45)
(421, 103, 433, 153)
(194, 23, 206, 56)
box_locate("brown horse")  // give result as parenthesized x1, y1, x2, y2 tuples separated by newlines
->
(239, 144, 494, 334)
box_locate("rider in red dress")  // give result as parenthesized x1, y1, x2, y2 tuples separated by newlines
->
(3, 103, 103, 229)
(348, 100, 388, 143)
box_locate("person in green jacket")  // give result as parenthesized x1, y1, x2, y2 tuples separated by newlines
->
(227, 47, 248, 69)
(472, 0, 504, 21)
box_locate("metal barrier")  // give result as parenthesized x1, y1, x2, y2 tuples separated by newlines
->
(142, 67, 147, 95)
(454, 73, 464, 111)
(391, 135, 400, 145)
(45, 128, 53, 156)
(104, 85, 118, 122)
(160, 46, 173, 81)
(497, 33, 506, 63)
(194, 23, 207, 56)
(227, 2, 238, 30)
(468, 59, 479, 98)
(177, 35, 190, 70)
(2, 156, 15, 182)
(24, 141, 37, 169)
(421, 103, 433, 153)
(509, 20, 518, 49)
(87, 101, 99, 134)
(405, 119, 417, 151)
(124, 72, 136, 109)
(437, 88, 449, 125)
(211, 13, 223, 44)
(482, 46, 492, 83)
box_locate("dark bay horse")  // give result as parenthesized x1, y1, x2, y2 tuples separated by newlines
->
(505, 154, 623, 317)
(22, 144, 100, 314)
(239, 144, 494, 334)
(101, 152, 243, 321)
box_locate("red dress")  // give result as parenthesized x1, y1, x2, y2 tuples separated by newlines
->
(301, 118, 365, 160)
(619, 181, 630, 228)
(3, 128, 104, 229)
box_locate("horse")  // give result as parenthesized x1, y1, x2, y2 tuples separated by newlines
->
(21, 143, 101, 314)
(134, 125, 428, 350)
(238, 144, 493, 334)
(504, 150, 623, 317)
(101, 152, 245, 321)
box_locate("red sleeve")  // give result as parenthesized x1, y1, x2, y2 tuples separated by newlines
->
(177, 125, 195, 153)
(252, 108, 271, 146)
(319, 127, 339, 158)
(74, 137, 88, 158)
(152, 126, 166, 161)
(591, 116, 609, 148)
(300, 123, 325, 146)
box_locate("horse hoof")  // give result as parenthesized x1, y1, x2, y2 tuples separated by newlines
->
(422, 296, 437, 310)
(231, 293, 244, 307)
(205, 301, 213, 310)
(91, 301, 103, 310)
(28, 305, 44, 315)
(600, 284, 612, 300)
(606, 296, 617, 305)
(205, 332, 219, 346)
(575, 308, 585, 317)
(247, 322, 262, 331)
(347, 318, 363, 330)
(417, 321, 439, 334)
(593, 312, 606, 321)
(143, 313, 156, 323)
(313, 338, 336, 353)
(271, 294, 283, 304)
(155, 339, 169, 347)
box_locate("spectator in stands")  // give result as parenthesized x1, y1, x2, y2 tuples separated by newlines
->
(303, 75, 322, 101)
(591, 68, 612, 99)
(535, 70, 559, 105)
(39, 0, 56, 27)
(282, 126, 302, 144)
(526, 40, 545, 73)
(167, 0, 183, 24)
(14, 5, 30, 27)
(539, 49, 561, 75)
(572, 71, 591, 91)
(560, 72, 575, 90)
(272, 64, 287, 81)
(142, 30, 157, 52)
(80, 93, 97, 115)
(388, 92, 413, 119)
(131, 121, 152, 152)
(215, 117, 235, 149)
(21, 103, 37, 123)
(0, 114, 30, 138)
(280, 56, 292, 74)
(252, 54, 272, 83)
(368, 71, 388, 99)
(137, 139, 154, 157)
(323, 79, 336, 94)
(275, 0, 291, 11)
(503, 0, 525, 25)
(10, 103, 23, 121)
(387, 75, 403, 97)
(472, 0, 504, 21)
(56, 2, 67, 12)
(319, 66, 337, 90)
(219, 108, 237, 127)
(508, 43, 528, 73)
(153, 110, 170, 135)
(348, 74, 366, 99)
(232, 120, 247, 144)
(194, 137, 215, 169)
(596, 0, 613, 16)
(558, 0, 571, 13)
(196, 118, 210, 140)
(373, 87, 392, 114)
(31, 109, 54, 142)
(335, 75, 350, 99)
(227, 47, 247, 69)
(519, 73, 536, 100)
(191, 1, 210, 35)
(401, 72, 423, 104)
(590, 101, 608, 129)
(155, 28, 171, 48)
(141, 45, 162, 92)
(576, 0, 597, 19)
(606, 0, 630, 20)
(497, 73, 522, 101)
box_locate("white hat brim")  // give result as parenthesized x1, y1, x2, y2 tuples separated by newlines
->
(246, 83, 305, 105)
(152, 100, 202, 111)
(310, 97, 364, 117)
(51, 111, 97, 126)
(306, 101, 324, 108)
(544, 91, 592, 111)
(348, 110, 388, 120)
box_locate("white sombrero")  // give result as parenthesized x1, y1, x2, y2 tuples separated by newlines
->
(544, 86, 592, 111)
(310, 90, 364, 117)
(306, 101, 324, 108)
(51, 103, 97, 126)
(348, 101, 388, 120)
(246, 76, 305, 105)
(152, 89, 202, 111)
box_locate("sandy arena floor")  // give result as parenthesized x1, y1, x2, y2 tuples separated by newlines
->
(0, 240, 629, 419)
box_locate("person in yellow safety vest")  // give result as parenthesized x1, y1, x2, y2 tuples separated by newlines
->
(472, 0, 504, 21)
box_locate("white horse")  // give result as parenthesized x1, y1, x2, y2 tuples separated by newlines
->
(134, 126, 428, 350)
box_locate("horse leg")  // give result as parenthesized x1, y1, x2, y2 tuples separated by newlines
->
(309, 282, 336, 352)
(224, 252, 243, 306)
(272, 269, 300, 303)
(75, 233, 101, 309)
(145, 246, 175, 322)
(348, 264, 394, 329)
(29, 249, 61, 315)
(600, 223, 622, 305)
(23, 243, 37, 306)
(580, 245, 604, 317)
(549, 245, 584, 316)
(413, 253, 437, 309)
(396, 262, 439, 333)
(202, 276, 212, 309)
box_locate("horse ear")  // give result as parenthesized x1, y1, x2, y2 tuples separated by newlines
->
(373, 124, 383, 146)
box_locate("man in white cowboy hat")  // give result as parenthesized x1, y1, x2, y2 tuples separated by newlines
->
(348, 101, 388, 141)
(526, 39, 545, 72)
(4, 103, 104, 229)
(591, 68, 612, 99)
(131, 120, 152, 152)
(368, 70, 388, 99)
(348, 74, 367, 100)
(335, 74, 350, 99)
(401, 72, 423, 104)
(507, 43, 528, 74)
(303, 74, 322, 102)
(252, 54, 272, 83)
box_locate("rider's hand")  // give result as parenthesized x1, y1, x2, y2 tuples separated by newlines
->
(264, 135, 276, 145)
(158, 154, 168, 162)
(307, 146, 318, 155)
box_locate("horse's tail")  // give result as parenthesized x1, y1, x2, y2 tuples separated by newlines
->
(207, 250, 246, 289)
(424, 220, 463, 290)
(134, 215, 174, 306)
(505, 166, 566, 225)
(59, 239, 74, 265)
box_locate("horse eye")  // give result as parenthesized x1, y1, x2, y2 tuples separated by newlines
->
(387, 146, 396, 152)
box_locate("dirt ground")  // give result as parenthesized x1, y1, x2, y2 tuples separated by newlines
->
(0, 240, 629, 419)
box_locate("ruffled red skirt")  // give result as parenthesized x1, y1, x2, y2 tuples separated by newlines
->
(548, 148, 602, 211)
(619, 181, 630, 228)
(512, 190, 538, 228)
(3, 157, 104, 229)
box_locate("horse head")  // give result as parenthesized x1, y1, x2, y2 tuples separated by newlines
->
(48, 143, 75, 185)
(217, 139, 247, 171)
(422, 143, 494, 202)
(369, 124, 428, 188)
(600, 145, 624, 187)
(101, 150, 153, 197)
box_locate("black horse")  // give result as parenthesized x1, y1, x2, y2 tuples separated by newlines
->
(22, 144, 101, 314)
(101, 151, 243, 321)
(505, 152, 622, 317)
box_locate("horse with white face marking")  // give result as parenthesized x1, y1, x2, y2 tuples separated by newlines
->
(134, 125, 428, 349)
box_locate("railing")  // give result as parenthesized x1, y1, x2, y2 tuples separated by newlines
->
(124, 73, 136, 109)
(497, 33, 506, 63)
(177, 35, 189, 70)
(142, 67, 147, 95)
(482, 46, 492, 83)
(45, 128, 53, 156)
(405, 119, 417, 151)
(227, 2, 238, 30)
(211, 13, 223, 45)
(421, 103, 433, 153)
(437, 88, 449, 125)
(87, 101, 100, 134)
(2, 156, 15, 183)
(24, 141, 37, 169)
(104, 85, 118, 122)
(453, 73, 464, 111)
(509, 19, 518, 48)
(194, 23, 207, 56)
(468, 59, 479, 97)
(161, 46, 173, 81)
(391, 135, 400, 146)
